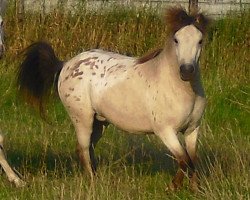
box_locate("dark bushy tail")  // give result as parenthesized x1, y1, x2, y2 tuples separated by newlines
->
(17, 41, 63, 116)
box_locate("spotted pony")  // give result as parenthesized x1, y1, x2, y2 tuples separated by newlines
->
(17, 7, 209, 191)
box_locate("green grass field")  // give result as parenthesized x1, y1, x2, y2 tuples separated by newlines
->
(0, 3, 249, 200)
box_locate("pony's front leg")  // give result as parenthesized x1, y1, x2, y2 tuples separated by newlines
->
(185, 127, 200, 192)
(156, 127, 194, 191)
(0, 135, 26, 187)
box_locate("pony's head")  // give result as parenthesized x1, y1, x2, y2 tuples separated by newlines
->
(165, 7, 209, 81)
(0, 16, 4, 58)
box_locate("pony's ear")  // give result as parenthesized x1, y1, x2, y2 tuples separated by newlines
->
(165, 7, 192, 33)
(194, 13, 210, 33)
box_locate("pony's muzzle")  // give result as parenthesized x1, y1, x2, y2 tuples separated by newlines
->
(180, 64, 195, 81)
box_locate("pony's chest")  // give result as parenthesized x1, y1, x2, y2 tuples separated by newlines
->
(152, 90, 196, 131)
(170, 98, 195, 127)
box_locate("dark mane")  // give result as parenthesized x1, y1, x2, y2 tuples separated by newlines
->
(137, 7, 209, 64)
(137, 48, 163, 64)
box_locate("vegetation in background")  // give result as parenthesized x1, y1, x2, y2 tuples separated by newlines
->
(0, 2, 249, 199)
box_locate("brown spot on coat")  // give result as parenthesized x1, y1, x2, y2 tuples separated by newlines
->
(82, 57, 92, 63)
(74, 96, 81, 101)
(90, 62, 95, 69)
(85, 61, 92, 65)
(64, 76, 69, 81)
(72, 60, 86, 70)
(72, 71, 83, 78)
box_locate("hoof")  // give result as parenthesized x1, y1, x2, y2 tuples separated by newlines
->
(189, 181, 199, 193)
(189, 172, 200, 193)
(12, 178, 26, 187)
(165, 182, 182, 192)
(11, 168, 26, 187)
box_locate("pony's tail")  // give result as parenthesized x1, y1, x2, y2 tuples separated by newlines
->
(17, 41, 63, 116)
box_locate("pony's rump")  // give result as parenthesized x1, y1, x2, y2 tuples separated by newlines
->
(17, 41, 63, 115)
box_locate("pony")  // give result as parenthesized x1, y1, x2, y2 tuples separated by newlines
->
(17, 7, 209, 191)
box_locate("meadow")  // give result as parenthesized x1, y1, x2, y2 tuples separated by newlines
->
(0, 3, 249, 200)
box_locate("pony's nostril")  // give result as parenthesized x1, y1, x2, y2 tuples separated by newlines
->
(187, 65, 194, 73)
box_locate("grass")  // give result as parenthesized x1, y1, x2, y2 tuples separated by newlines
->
(0, 2, 249, 200)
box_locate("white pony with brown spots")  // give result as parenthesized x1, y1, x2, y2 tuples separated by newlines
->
(17, 7, 209, 191)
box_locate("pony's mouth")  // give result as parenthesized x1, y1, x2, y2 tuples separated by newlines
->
(180, 73, 194, 81)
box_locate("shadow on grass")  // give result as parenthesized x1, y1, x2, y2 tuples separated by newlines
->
(2, 134, 178, 179)
(5, 131, 244, 182)
(97, 134, 177, 176)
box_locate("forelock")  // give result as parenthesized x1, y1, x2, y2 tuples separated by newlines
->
(165, 7, 210, 34)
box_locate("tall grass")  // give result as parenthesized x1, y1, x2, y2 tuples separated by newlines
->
(0, 3, 249, 200)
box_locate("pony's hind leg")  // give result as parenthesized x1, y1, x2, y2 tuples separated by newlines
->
(76, 118, 105, 177)
(74, 114, 95, 180)
(89, 118, 106, 172)
(70, 109, 104, 181)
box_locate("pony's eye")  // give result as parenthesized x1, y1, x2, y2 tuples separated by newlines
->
(174, 38, 178, 44)
(199, 39, 203, 45)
